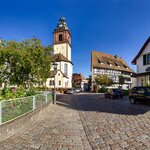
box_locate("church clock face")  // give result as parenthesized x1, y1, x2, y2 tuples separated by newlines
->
(59, 24, 63, 27)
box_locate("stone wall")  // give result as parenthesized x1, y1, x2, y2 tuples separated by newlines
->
(0, 102, 52, 142)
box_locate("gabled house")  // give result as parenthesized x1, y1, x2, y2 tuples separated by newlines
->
(91, 50, 134, 91)
(72, 73, 88, 91)
(132, 37, 150, 86)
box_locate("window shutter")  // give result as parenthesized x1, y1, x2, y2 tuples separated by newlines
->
(143, 55, 146, 65)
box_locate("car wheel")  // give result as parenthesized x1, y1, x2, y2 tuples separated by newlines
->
(130, 97, 136, 104)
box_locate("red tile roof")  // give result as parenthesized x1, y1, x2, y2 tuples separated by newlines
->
(91, 50, 134, 73)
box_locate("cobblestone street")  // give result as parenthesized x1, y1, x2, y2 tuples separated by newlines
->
(75, 94, 150, 150)
(1, 94, 150, 150)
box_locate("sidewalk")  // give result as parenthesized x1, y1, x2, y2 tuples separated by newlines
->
(0, 96, 91, 150)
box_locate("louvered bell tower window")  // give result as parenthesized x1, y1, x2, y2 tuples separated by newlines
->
(59, 34, 63, 41)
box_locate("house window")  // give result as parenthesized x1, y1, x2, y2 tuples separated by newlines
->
(59, 80, 61, 85)
(59, 34, 63, 41)
(143, 53, 150, 65)
(147, 54, 150, 64)
(49, 80, 54, 86)
(64, 63, 68, 75)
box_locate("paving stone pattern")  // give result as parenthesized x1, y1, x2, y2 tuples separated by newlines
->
(1, 94, 150, 150)
(0, 95, 91, 150)
(75, 94, 150, 150)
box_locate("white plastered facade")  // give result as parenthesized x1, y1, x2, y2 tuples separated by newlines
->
(46, 42, 73, 89)
(136, 42, 150, 86)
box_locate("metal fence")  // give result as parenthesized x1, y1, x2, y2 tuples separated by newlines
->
(0, 92, 53, 125)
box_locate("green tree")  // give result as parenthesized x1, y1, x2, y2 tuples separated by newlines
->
(118, 75, 125, 88)
(95, 75, 113, 87)
(0, 38, 52, 88)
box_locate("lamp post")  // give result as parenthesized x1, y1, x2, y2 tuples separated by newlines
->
(91, 81, 95, 92)
(53, 62, 58, 104)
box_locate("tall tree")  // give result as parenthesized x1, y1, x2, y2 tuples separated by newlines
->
(0, 38, 53, 88)
(118, 75, 125, 88)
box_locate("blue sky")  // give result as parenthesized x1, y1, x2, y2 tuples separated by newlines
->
(0, 0, 150, 78)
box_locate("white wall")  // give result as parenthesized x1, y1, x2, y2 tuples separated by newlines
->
(46, 70, 67, 88)
(52, 33, 72, 89)
(47, 61, 73, 89)
(68, 45, 71, 61)
(60, 61, 73, 88)
(53, 43, 71, 61)
(91, 67, 133, 90)
(136, 77, 141, 86)
(136, 42, 150, 73)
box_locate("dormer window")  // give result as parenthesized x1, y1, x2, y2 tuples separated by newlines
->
(123, 64, 127, 68)
(106, 61, 112, 66)
(115, 62, 118, 67)
(59, 34, 63, 41)
(98, 58, 104, 64)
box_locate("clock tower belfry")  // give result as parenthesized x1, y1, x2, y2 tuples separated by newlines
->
(53, 17, 72, 61)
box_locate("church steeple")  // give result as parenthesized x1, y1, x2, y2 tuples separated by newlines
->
(54, 17, 69, 31)
(53, 17, 71, 46)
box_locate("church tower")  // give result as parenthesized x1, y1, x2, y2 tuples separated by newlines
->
(53, 17, 72, 61)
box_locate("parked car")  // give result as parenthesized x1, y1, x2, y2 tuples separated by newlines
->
(75, 88, 81, 93)
(129, 86, 150, 104)
(65, 89, 77, 94)
(65, 89, 73, 94)
(104, 88, 123, 99)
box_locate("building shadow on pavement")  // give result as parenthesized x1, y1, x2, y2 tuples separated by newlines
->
(56, 94, 150, 116)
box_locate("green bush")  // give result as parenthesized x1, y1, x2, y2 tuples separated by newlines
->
(25, 86, 36, 96)
(123, 90, 129, 96)
(1, 86, 26, 100)
(35, 86, 49, 91)
(1, 88, 15, 100)
(98, 87, 108, 93)
(15, 85, 26, 98)
(0, 85, 45, 100)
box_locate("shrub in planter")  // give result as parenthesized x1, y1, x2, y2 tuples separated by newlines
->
(123, 90, 129, 96)
(35, 86, 49, 91)
(98, 87, 108, 93)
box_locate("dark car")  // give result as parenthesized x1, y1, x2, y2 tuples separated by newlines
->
(104, 88, 123, 99)
(65, 89, 77, 94)
(129, 86, 150, 104)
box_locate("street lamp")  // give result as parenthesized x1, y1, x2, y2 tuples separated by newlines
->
(52, 62, 58, 104)
(91, 81, 95, 92)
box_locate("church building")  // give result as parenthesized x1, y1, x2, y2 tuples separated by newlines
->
(46, 17, 73, 90)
